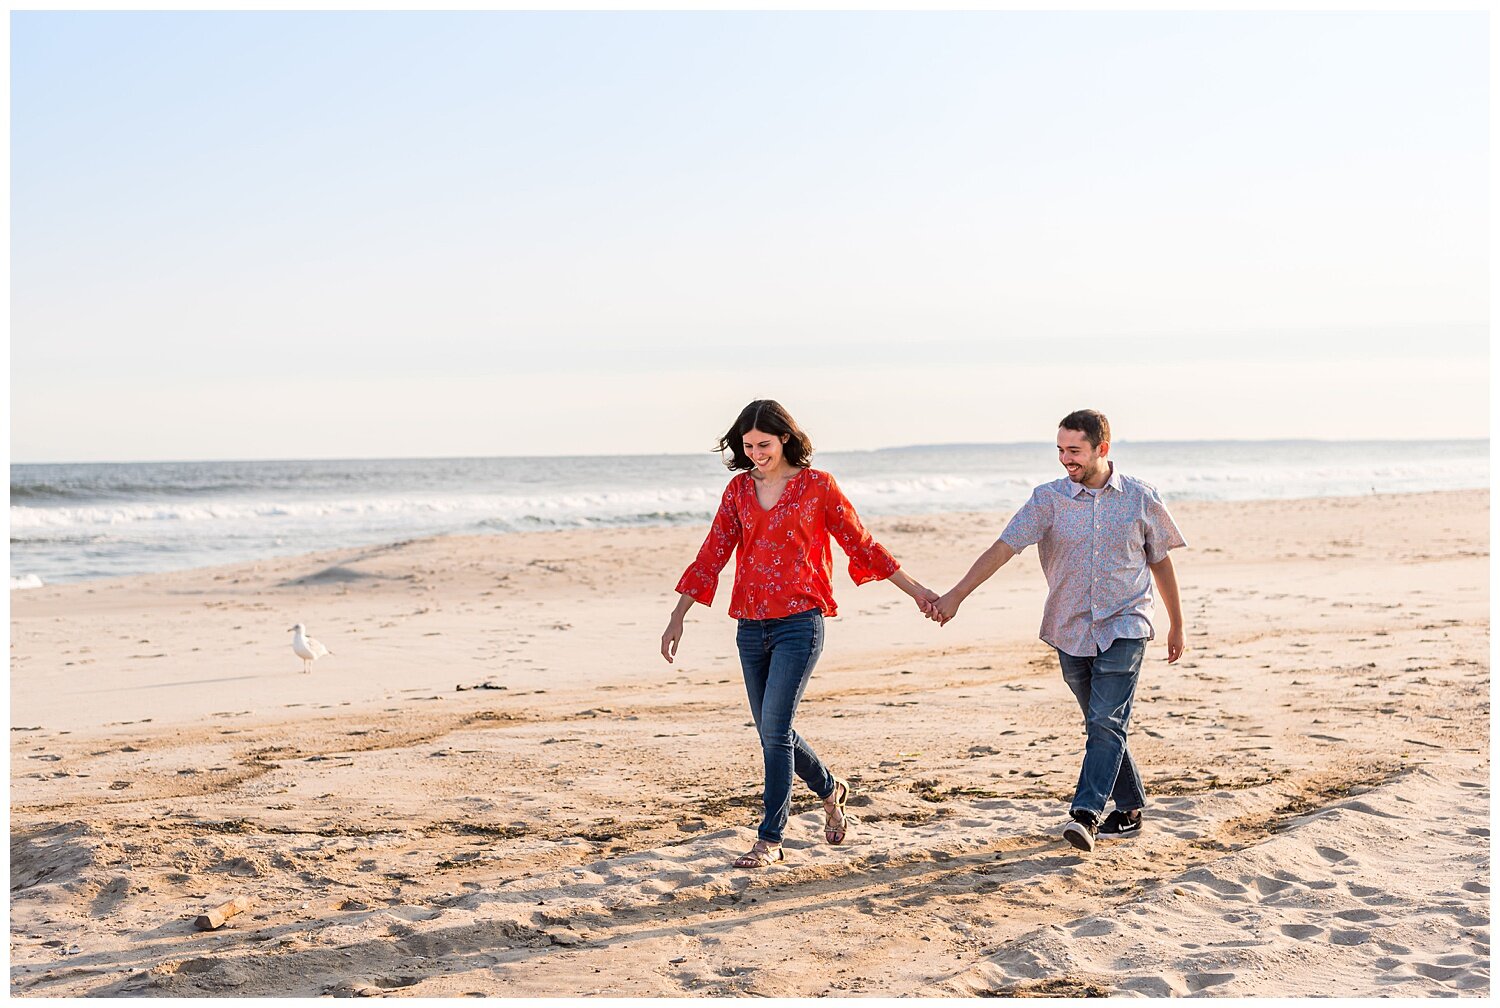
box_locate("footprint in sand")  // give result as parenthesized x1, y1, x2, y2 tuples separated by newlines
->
(1314, 845, 1350, 863)
(973, 799, 1016, 812)
(1330, 929, 1371, 946)
(1185, 973, 1235, 993)
(1115, 977, 1177, 997)
(1251, 875, 1295, 897)
(1182, 872, 1250, 897)
(1335, 908, 1380, 922)
(1068, 919, 1117, 938)
(1279, 924, 1323, 939)
(658, 869, 708, 888)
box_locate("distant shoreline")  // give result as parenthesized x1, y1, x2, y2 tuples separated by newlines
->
(9, 436, 1491, 468)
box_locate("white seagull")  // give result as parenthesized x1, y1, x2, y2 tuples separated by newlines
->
(290, 623, 331, 674)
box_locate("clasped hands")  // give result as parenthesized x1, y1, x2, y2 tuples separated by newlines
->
(913, 586, 959, 626)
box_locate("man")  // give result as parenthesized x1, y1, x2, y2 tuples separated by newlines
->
(930, 409, 1186, 852)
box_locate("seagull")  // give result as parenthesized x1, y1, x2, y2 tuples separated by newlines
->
(290, 623, 331, 674)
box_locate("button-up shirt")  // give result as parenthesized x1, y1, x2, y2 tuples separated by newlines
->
(999, 463, 1185, 657)
(676, 468, 900, 619)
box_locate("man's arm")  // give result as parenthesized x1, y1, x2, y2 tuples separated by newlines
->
(1149, 554, 1185, 663)
(931, 539, 1017, 624)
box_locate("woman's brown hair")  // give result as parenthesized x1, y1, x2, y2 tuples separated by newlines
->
(716, 400, 814, 471)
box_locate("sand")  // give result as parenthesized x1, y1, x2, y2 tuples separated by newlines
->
(8, 489, 1490, 997)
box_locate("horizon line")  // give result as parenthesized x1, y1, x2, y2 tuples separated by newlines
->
(10, 435, 1491, 468)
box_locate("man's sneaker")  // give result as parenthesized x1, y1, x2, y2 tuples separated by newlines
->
(1062, 810, 1098, 852)
(1098, 809, 1143, 837)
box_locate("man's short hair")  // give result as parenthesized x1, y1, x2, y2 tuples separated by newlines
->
(1059, 409, 1110, 448)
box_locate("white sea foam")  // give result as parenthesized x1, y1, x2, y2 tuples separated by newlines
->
(10, 441, 1487, 584)
(9, 486, 724, 531)
(10, 574, 44, 590)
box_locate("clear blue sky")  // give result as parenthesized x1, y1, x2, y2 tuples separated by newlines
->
(11, 11, 1489, 462)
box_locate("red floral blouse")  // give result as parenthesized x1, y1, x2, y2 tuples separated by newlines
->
(675, 468, 900, 619)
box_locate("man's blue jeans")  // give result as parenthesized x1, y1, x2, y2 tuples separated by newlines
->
(736, 608, 837, 843)
(1056, 637, 1147, 818)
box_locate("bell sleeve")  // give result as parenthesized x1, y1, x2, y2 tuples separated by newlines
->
(674, 482, 742, 606)
(822, 473, 899, 585)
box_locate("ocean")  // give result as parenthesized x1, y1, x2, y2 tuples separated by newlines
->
(9, 440, 1487, 587)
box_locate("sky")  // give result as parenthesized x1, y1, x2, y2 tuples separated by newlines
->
(9, 10, 1490, 462)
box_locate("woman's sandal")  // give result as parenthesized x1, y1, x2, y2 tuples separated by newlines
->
(733, 840, 784, 869)
(824, 777, 852, 845)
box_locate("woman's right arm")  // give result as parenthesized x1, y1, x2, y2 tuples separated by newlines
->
(662, 483, 741, 663)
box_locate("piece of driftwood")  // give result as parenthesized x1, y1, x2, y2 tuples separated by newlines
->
(194, 895, 252, 931)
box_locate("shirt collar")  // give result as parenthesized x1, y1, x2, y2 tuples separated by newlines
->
(1066, 461, 1123, 497)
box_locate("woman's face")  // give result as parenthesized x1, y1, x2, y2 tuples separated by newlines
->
(742, 427, 789, 472)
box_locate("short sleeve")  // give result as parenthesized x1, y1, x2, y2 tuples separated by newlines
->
(1142, 487, 1186, 564)
(999, 488, 1049, 554)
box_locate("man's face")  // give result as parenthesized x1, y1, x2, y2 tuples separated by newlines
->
(1057, 427, 1109, 484)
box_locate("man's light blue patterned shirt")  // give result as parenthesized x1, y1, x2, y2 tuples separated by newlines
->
(1000, 463, 1186, 657)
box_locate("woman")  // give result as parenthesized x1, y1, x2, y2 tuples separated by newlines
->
(660, 400, 938, 868)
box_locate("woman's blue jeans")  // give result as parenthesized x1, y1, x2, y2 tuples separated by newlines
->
(736, 608, 837, 843)
(1056, 637, 1148, 818)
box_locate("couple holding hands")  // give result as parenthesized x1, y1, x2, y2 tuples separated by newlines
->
(660, 400, 1186, 868)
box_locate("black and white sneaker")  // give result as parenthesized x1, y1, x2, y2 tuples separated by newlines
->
(1098, 809, 1143, 837)
(1062, 810, 1098, 852)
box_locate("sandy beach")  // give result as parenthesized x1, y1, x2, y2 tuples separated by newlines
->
(8, 489, 1489, 997)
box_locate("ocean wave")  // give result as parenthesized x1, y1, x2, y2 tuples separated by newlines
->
(10, 574, 44, 590)
(9, 533, 118, 545)
(1157, 463, 1474, 483)
(11, 458, 1484, 532)
(475, 509, 713, 532)
(837, 474, 993, 495)
(8, 486, 725, 530)
(10, 443, 1487, 585)
(9, 477, 273, 502)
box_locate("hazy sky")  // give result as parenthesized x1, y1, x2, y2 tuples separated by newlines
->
(11, 10, 1489, 462)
